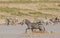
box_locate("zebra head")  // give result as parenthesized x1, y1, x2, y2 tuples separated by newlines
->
(20, 19, 31, 25)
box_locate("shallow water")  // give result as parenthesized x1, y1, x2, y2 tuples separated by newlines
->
(0, 24, 60, 38)
(44, 24, 60, 33)
(0, 24, 60, 33)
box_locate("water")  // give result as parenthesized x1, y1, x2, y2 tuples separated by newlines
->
(0, 25, 26, 33)
(0, 24, 60, 38)
(45, 24, 60, 33)
(0, 24, 60, 33)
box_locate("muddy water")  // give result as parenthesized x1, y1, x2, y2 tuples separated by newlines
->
(0, 24, 60, 38)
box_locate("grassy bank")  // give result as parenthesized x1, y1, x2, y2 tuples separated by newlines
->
(0, 7, 55, 18)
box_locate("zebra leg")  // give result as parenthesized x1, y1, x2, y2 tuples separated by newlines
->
(25, 28, 28, 33)
(39, 28, 42, 31)
(31, 28, 33, 32)
(42, 27, 45, 32)
(25, 28, 29, 33)
(39, 26, 45, 32)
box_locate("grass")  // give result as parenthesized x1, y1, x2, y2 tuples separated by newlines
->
(0, 0, 60, 3)
(39, 8, 60, 11)
(0, 7, 20, 13)
(0, 0, 59, 20)
(29, 11, 55, 18)
(11, 12, 31, 16)
(0, 7, 60, 13)
(0, 7, 33, 17)
(0, 7, 33, 13)
(0, 7, 33, 16)
(0, 7, 55, 18)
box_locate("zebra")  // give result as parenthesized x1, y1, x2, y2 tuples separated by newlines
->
(49, 17, 60, 24)
(20, 19, 45, 33)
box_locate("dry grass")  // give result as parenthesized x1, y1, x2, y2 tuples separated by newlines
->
(0, 0, 60, 19)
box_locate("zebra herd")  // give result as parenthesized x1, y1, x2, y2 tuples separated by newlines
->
(5, 18, 18, 25)
(20, 17, 60, 33)
(5, 17, 60, 33)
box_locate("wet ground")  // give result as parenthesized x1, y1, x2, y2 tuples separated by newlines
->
(0, 24, 60, 38)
